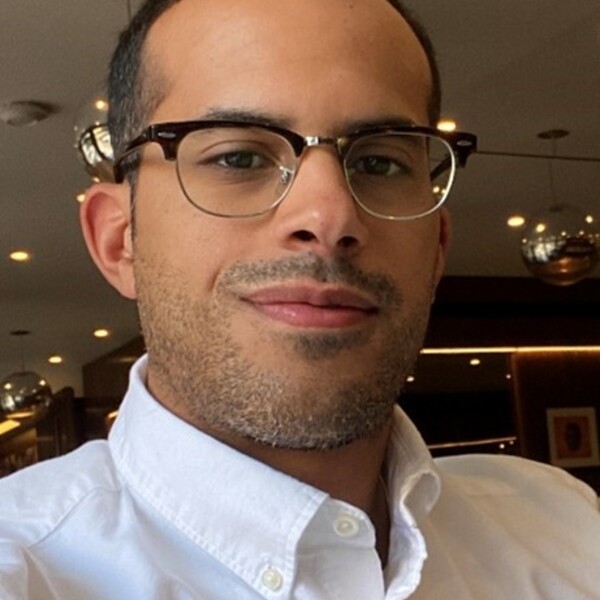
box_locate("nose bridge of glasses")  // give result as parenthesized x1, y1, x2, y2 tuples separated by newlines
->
(300, 135, 347, 168)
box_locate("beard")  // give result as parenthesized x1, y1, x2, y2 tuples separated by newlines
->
(135, 253, 433, 450)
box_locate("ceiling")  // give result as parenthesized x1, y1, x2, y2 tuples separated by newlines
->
(0, 0, 599, 395)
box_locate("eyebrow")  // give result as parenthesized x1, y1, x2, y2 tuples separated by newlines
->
(200, 107, 418, 134)
(202, 107, 294, 129)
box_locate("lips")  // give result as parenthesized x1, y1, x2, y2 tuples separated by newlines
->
(242, 284, 378, 328)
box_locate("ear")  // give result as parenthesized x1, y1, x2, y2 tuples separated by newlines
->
(80, 182, 137, 300)
(432, 207, 451, 287)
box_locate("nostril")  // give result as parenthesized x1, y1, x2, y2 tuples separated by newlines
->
(339, 235, 358, 249)
(294, 230, 317, 242)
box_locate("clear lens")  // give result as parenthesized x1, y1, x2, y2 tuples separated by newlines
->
(344, 132, 455, 219)
(176, 127, 296, 217)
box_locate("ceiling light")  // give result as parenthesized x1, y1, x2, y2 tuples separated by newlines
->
(0, 100, 53, 127)
(76, 193, 85, 203)
(469, 358, 481, 366)
(437, 119, 457, 132)
(94, 99, 109, 111)
(507, 215, 526, 228)
(520, 129, 598, 286)
(406, 375, 415, 383)
(585, 215, 594, 224)
(48, 355, 63, 365)
(1, 330, 53, 414)
(94, 328, 110, 339)
(9, 250, 31, 262)
(74, 90, 114, 182)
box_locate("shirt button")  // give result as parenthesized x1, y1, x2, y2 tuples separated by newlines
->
(333, 513, 360, 538)
(261, 566, 284, 591)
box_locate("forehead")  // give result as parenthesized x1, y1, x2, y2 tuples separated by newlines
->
(144, 0, 432, 130)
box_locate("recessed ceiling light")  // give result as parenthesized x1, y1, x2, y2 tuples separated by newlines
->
(94, 99, 109, 111)
(9, 250, 31, 262)
(48, 355, 63, 364)
(507, 215, 526, 228)
(505, 374, 512, 380)
(94, 328, 110, 339)
(437, 119, 457, 132)
(76, 193, 85, 203)
(585, 215, 594, 224)
(406, 375, 415, 383)
(469, 358, 481, 366)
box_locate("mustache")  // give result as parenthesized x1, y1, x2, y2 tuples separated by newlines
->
(219, 254, 403, 310)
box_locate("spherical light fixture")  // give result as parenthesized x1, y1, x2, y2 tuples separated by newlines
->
(0, 372, 53, 414)
(74, 90, 114, 182)
(520, 204, 598, 286)
(0, 331, 53, 416)
(520, 129, 599, 285)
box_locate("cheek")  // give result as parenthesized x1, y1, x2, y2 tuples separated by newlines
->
(374, 219, 442, 284)
(132, 178, 246, 293)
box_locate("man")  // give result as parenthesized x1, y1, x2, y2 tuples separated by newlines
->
(1, 1, 599, 598)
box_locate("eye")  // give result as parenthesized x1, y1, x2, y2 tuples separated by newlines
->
(216, 151, 267, 169)
(350, 155, 405, 176)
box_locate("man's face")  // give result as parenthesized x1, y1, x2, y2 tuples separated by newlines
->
(129, 0, 449, 449)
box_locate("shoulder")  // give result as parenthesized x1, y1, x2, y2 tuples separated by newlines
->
(0, 441, 121, 547)
(434, 453, 598, 509)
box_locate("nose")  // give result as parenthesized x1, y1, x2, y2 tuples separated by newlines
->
(272, 147, 370, 258)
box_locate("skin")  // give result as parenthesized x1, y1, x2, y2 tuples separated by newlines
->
(81, 0, 450, 566)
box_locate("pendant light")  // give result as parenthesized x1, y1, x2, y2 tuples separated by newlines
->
(0, 331, 53, 416)
(520, 130, 598, 286)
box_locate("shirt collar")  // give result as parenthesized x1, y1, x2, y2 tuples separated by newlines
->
(386, 406, 441, 524)
(109, 355, 440, 592)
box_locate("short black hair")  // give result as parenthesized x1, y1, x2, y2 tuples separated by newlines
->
(107, 0, 441, 159)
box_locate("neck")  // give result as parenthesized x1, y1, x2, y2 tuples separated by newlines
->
(201, 414, 395, 566)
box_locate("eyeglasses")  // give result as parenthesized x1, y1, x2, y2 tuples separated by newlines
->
(114, 120, 477, 220)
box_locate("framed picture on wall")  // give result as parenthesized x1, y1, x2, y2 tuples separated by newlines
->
(546, 407, 600, 468)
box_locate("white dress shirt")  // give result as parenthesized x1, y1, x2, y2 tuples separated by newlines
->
(0, 356, 599, 599)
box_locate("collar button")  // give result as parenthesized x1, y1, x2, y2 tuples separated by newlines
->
(261, 566, 284, 592)
(333, 513, 361, 538)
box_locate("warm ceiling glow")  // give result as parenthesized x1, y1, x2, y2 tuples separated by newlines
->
(0, 420, 21, 435)
(94, 99, 109, 111)
(7, 410, 34, 419)
(9, 250, 31, 262)
(48, 355, 63, 364)
(507, 215, 526, 228)
(535, 223, 546, 234)
(585, 215, 594, 224)
(437, 119, 457, 132)
(469, 358, 481, 366)
(406, 375, 415, 383)
(421, 346, 600, 355)
(505, 374, 512, 380)
(94, 328, 110, 338)
(76, 193, 85, 203)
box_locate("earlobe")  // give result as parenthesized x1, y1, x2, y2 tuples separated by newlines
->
(80, 182, 137, 300)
